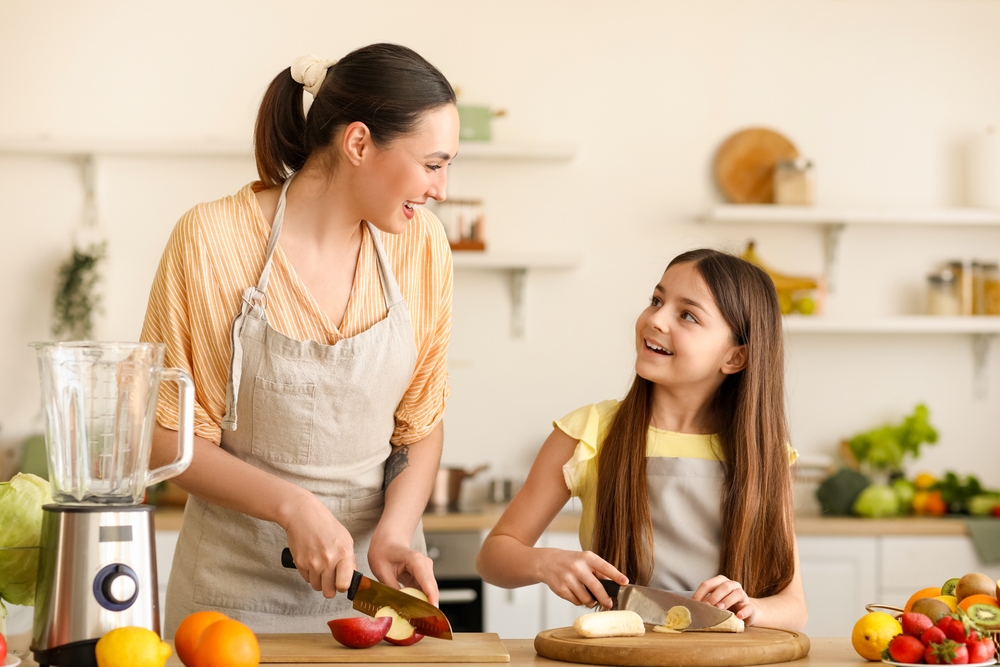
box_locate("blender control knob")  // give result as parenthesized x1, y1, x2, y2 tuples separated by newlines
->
(94, 563, 139, 610)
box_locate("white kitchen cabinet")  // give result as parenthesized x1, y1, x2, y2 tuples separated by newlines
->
(540, 531, 592, 631)
(880, 536, 1000, 609)
(797, 536, 879, 637)
(482, 581, 544, 638)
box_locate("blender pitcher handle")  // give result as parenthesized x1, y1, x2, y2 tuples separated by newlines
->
(147, 366, 195, 487)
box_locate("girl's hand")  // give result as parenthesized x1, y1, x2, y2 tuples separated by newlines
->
(692, 575, 759, 625)
(537, 548, 629, 608)
(368, 534, 439, 606)
(281, 493, 357, 599)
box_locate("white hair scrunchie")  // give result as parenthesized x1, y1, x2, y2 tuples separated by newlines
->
(290, 55, 337, 97)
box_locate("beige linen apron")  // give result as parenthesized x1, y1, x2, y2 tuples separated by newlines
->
(165, 174, 421, 636)
(646, 457, 725, 592)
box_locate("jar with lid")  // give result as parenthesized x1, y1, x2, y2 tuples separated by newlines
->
(979, 261, 1000, 315)
(774, 158, 814, 205)
(945, 260, 971, 314)
(927, 270, 961, 316)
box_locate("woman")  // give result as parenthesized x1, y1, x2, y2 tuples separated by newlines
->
(142, 43, 459, 635)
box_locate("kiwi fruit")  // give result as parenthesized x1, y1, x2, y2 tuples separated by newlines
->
(966, 603, 1000, 630)
(941, 577, 960, 597)
(911, 597, 951, 623)
(955, 572, 996, 602)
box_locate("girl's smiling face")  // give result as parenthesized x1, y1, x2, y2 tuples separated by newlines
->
(635, 261, 746, 391)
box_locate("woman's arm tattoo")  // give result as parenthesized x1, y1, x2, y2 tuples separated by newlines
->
(383, 445, 410, 490)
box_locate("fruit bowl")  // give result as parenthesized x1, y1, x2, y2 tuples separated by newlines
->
(883, 659, 996, 667)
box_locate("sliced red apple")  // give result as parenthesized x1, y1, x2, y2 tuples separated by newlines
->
(374, 605, 425, 645)
(327, 616, 393, 648)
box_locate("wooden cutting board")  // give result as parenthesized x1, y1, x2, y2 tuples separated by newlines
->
(254, 632, 510, 663)
(534, 626, 810, 667)
(713, 128, 799, 204)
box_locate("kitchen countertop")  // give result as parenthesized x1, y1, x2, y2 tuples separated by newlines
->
(8, 635, 862, 667)
(152, 505, 974, 536)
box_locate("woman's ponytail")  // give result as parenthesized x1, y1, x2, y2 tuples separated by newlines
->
(253, 68, 310, 188)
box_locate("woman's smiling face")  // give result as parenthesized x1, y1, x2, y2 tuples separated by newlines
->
(355, 103, 460, 234)
(635, 261, 745, 391)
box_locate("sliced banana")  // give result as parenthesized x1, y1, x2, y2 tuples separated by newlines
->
(572, 610, 645, 638)
(653, 605, 692, 633)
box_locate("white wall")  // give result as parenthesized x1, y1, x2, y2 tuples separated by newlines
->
(2, 0, 999, 488)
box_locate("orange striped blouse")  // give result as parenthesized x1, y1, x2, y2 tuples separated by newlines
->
(140, 182, 452, 446)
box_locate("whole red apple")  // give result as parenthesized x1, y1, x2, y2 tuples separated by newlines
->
(327, 616, 393, 648)
(0, 631, 7, 663)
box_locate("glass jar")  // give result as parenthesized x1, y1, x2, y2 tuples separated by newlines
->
(945, 260, 971, 314)
(982, 261, 1000, 315)
(927, 270, 961, 316)
(774, 158, 814, 205)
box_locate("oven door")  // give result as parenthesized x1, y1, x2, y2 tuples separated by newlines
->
(426, 531, 483, 633)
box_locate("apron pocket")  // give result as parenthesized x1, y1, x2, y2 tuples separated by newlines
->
(251, 377, 315, 465)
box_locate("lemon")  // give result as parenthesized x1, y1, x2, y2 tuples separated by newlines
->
(851, 612, 901, 662)
(934, 595, 958, 612)
(95, 627, 172, 667)
(914, 472, 937, 490)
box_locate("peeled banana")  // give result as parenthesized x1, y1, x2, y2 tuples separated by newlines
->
(572, 610, 646, 638)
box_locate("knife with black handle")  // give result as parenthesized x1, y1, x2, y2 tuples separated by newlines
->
(598, 579, 736, 630)
(280, 547, 453, 640)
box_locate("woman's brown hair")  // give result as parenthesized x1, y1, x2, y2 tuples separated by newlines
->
(591, 249, 795, 598)
(254, 43, 456, 188)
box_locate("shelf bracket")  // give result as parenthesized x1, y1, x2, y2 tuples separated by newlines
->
(822, 222, 846, 293)
(972, 333, 994, 399)
(509, 268, 527, 338)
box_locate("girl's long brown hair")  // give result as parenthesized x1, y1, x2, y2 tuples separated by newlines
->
(591, 249, 795, 598)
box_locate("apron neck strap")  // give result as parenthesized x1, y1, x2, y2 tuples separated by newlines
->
(255, 173, 295, 297)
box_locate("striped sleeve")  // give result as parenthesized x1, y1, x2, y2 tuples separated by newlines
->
(389, 209, 453, 445)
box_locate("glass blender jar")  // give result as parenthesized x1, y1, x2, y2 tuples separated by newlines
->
(29, 341, 193, 667)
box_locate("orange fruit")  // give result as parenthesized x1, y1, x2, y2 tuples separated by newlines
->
(192, 618, 260, 667)
(959, 593, 1000, 612)
(904, 587, 942, 613)
(174, 611, 229, 667)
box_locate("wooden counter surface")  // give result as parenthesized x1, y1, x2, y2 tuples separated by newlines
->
(153, 505, 973, 536)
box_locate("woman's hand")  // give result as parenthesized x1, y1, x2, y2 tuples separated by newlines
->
(537, 548, 629, 608)
(368, 533, 439, 605)
(692, 575, 759, 625)
(281, 492, 357, 599)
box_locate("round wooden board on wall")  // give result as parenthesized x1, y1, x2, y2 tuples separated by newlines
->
(713, 128, 799, 204)
(534, 626, 811, 667)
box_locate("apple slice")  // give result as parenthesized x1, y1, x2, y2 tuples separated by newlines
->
(327, 616, 393, 648)
(374, 587, 429, 646)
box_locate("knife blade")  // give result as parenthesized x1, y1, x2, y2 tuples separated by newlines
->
(280, 548, 453, 640)
(599, 580, 735, 630)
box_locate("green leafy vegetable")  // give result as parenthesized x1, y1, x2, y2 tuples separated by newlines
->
(816, 468, 871, 516)
(932, 472, 987, 514)
(847, 404, 939, 473)
(0, 473, 53, 609)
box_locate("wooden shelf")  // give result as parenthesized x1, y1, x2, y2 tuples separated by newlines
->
(705, 204, 1000, 226)
(453, 141, 575, 161)
(783, 315, 1000, 334)
(0, 137, 576, 161)
(451, 252, 581, 337)
(451, 252, 580, 270)
(0, 136, 251, 158)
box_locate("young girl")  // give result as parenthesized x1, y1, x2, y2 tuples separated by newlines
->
(476, 249, 808, 631)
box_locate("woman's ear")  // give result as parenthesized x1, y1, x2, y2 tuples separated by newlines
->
(722, 345, 747, 375)
(341, 121, 372, 166)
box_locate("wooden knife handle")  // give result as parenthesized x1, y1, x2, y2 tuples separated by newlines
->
(279, 549, 363, 601)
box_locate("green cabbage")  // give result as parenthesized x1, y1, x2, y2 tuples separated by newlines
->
(853, 484, 901, 518)
(0, 473, 53, 608)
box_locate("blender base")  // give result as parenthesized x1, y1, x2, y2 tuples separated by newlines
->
(32, 637, 99, 667)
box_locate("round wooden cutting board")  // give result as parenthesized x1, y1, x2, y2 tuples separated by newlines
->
(713, 128, 799, 204)
(534, 626, 811, 667)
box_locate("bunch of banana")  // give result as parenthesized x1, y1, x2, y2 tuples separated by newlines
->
(741, 241, 819, 314)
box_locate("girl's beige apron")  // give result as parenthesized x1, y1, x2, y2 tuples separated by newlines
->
(646, 457, 724, 592)
(165, 174, 420, 636)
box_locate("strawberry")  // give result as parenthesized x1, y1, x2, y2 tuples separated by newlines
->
(980, 637, 995, 656)
(940, 617, 970, 643)
(888, 634, 927, 663)
(927, 640, 969, 665)
(965, 640, 992, 664)
(923, 627, 948, 647)
(903, 613, 936, 638)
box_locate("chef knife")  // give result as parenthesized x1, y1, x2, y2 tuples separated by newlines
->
(599, 580, 735, 630)
(280, 548, 453, 640)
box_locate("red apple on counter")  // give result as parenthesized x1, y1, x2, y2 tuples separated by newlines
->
(327, 616, 393, 648)
(0, 631, 7, 663)
(374, 586, 429, 646)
